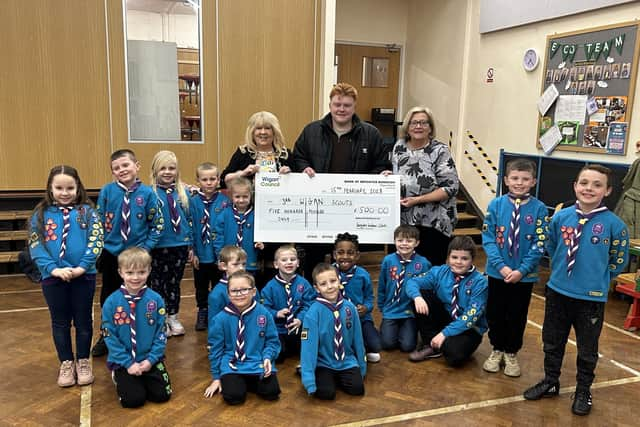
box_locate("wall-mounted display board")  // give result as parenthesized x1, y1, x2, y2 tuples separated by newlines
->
(499, 150, 629, 210)
(537, 21, 640, 155)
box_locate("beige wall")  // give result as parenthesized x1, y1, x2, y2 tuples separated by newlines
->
(0, 0, 112, 190)
(335, 0, 408, 115)
(402, 0, 469, 146)
(403, 0, 640, 211)
(0, 0, 323, 191)
(335, 0, 408, 46)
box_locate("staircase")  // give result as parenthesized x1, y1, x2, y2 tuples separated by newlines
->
(453, 195, 483, 243)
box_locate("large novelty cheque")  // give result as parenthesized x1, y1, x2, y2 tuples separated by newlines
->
(255, 173, 400, 243)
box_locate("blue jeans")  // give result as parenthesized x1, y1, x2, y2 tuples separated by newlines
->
(380, 317, 417, 352)
(361, 319, 382, 353)
(41, 274, 96, 361)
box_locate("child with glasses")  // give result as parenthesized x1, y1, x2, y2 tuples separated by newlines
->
(332, 232, 381, 363)
(208, 246, 262, 327)
(204, 271, 281, 405)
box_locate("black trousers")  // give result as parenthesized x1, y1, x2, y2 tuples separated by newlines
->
(99, 250, 120, 307)
(415, 290, 482, 366)
(113, 361, 172, 408)
(486, 276, 534, 354)
(542, 287, 605, 390)
(276, 331, 301, 363)
(314, 366, 364, 400)
(193, 262, 222, 309)
(220, 373, 280, 405)
(415, 225, 451, 267)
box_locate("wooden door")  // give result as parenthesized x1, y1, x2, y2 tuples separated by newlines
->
(334, 43, 400, 130)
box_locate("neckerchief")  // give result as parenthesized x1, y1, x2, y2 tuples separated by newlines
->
(117, 180, 141, 242)
(223, 300, 257, 370)
(316, 294, 345, 361)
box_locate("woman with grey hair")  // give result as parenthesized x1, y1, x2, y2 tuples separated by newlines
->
(386, 107, 459, 265)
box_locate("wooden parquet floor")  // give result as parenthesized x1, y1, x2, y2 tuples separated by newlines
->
(1, 251, 639, 426)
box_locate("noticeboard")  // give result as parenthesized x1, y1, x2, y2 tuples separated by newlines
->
(537, 21, 640, 155)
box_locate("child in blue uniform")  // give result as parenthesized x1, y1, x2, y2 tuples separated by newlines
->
(102, 247, 172, 408)
(208, 245, 249, 325)
(301, 263, 366, 400)
(148, 150, 193, 337)
(29, 165, 103, 387)
(213, 177, 264, 275)
(406, 236, 488, 365)
(205, 271, 281, 405)
(93, 149, 163, 357)
(262, 245, 316, 363)
(378, 225, 431, 352)
(482, 158, 549, 377)
(333, 232, 382, 363)
(190, 162, 230, 331)
(524, 165, 628, 416)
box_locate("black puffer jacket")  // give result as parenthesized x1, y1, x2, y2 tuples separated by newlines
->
(292, 113, 390, 173)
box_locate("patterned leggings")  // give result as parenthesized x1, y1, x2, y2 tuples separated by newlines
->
(149, 246, 189, 315)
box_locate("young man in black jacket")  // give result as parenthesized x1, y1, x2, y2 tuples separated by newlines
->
(292, 82, 390, 277)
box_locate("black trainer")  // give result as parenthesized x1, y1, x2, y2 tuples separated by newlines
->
(523, 379, 560, 400)
(91, 335, 108, 357)
(195, 309, 208, 331)
(571, 389, 592, 416)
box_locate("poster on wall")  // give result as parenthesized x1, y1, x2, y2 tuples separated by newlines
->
(536, 21, 640, 155)
(607, 122, 628, 154)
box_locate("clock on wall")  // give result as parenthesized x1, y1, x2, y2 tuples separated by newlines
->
(523, 48, 539, 72)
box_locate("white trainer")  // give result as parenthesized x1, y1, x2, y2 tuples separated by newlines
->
(167, 314, 185, 336)
(76, 358, 94, 386)
(366, 352, 381, 363)
(57, 360, 76, 387)
(503, 353, 521, 377)
(482, 350, 504, 373)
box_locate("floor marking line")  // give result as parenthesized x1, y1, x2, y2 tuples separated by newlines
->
(79, 306, 95, 427)
(79, 384, 92, 427)
(531, 292, 545, 301)
(0, 294, 196, 314)
(602, 320, 640, 341)
(0, 307, 49, 314)
(330, 376, 640, 427)
(610, 359, 640, 377)
(531, 291, 640, 341)
(0, 289, 42, 295)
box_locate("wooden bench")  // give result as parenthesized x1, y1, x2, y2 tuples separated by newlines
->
(614, 273, 640, 331)
(0, 210, 32, 221)
(0, 210, 31, 267)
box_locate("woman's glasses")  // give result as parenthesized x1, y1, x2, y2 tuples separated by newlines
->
(409, 120, 429, 128)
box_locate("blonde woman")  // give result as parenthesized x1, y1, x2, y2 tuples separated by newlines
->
(220, 111, 293, 188)
(220, 112, 294, 286)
